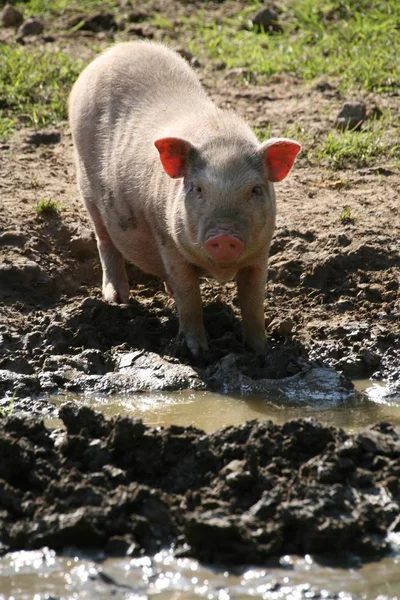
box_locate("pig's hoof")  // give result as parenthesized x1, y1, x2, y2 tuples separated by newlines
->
(103, 282, 129, 304)
(185, 335, 209, 357)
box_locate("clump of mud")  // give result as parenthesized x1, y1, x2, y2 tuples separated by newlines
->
(0, 405, 398, 564)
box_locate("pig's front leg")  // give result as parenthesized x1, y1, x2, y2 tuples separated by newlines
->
(163, 251, 208, 355)
(236, 266, 267, 353)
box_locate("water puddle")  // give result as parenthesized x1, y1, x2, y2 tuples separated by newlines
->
(1, 545, 400, 599)
(48, 378, 400, 434)
(3, 378, 400, 599)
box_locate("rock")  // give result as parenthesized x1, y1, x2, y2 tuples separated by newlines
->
(17, 17, 44, 37)
(336, 233, 351, 247)
(1, 4, 23, 27)
(68, 13, 117, 33)
(367, 104, 383, 120)
(127, 24, 154, 39)
(251, 6, 282, 33)
(335, 102, 366, 131)
(25, 130, 61, 146)
(173, 47, 199, 66)
(314, 80, 335, 93)
(128, 10, 148, 23)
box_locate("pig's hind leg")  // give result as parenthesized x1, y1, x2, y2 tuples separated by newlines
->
(85, 200, 130, 304)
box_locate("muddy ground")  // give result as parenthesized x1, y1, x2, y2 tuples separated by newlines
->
(1, 403, 399, 564)
(0, 0, 399, 565)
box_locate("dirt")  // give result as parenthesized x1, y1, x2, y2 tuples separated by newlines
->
(0, 403, 399, 564)
(0, 0, 399, 566)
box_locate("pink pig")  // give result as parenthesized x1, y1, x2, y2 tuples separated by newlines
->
(69, 42, 300, 355)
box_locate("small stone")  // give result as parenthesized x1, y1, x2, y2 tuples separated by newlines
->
(314, 80, 335, 93)
(335, 102, 366, 131)
(214, 60, 227, 71)
(128, 24, 154, 39)
(68, 12, 117, 33)
(1, 4, 23, 27)
(251, 6, 282, 33)
(336, 233, 351, 247)
(367, 104, 383, 120)
(128, 10, 148, 23)
(173, 46, 199, 67)
(18, 17, 44, 37)
(25, 130, 61, 146)
(174, 47, 193, 62)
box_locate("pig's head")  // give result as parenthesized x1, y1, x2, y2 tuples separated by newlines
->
(154, 134, 300, 274)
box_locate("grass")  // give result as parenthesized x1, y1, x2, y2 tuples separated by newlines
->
(316, 128, 385, 169)
(34, 198, 60, 215)
(0, 390, 16, 417)
(14, 0, 120, 17)
(0, 43, 82, 139)
(339, 205, 355, 225)
(1, 0, 399, 152)
(184, 0, 400, 93)
(314, 113, 400, 169)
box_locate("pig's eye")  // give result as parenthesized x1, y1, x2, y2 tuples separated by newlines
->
(189, 183, 203, 196)
(251, 185, 263, 197)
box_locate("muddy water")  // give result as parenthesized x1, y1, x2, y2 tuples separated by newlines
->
(49, 379, 400, 434)
(1, 543, 400, 599)
(3, 380, 400, 600)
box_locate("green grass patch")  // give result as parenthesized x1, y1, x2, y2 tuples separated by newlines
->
(339, 205, 355, 225)
(34, 198, 60, 215)
(314, 121, 400, 169)
(184, 0, 400, 93)
(0, 43, 82, 139)
(15, 0, 120, 18)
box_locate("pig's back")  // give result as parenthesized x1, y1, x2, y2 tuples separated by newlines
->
(69, 41, 213, 145)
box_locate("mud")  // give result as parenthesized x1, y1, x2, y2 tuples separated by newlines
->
(1, 1, 399, 402)
(0, 404, 399, 565)
(0, 0, 399, 574)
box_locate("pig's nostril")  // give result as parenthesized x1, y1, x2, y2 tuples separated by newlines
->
(205, 234, 244, 263)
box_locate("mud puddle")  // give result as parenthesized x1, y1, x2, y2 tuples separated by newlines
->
(47, 379, 400, 434)
(1, 544, 400, 600)
(1, 382, 399, 600)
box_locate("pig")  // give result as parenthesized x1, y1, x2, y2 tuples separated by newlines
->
(68, 42, 300, 355)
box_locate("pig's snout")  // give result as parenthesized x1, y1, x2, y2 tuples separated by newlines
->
(205, 233, 244, 263)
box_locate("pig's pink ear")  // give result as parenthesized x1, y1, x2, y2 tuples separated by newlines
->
(261, 138, 301, 182)
(154, 137, 192, 179)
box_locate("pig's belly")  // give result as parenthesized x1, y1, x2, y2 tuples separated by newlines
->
(110, 224, 167, 280)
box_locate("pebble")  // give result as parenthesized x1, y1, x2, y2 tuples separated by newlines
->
(1, 4, 23, 27)
(68, 12, 116, 32)
(25, 130, 61, 146)
(17, 17, 44, 37)
(251, 6, 282, 33)
(335, 102, 366, 130)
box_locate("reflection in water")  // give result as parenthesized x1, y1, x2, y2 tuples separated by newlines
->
(49, 379, 400, 434)
(5, 380, 400, 599)
(1, 546, 400, 600)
